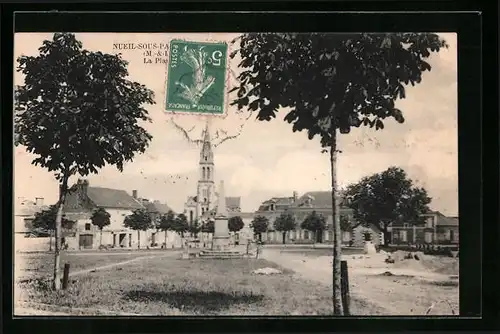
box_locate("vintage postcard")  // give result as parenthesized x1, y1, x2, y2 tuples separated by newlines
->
(14, 32, 458, 316)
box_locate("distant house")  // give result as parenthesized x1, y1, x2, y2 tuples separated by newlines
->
(390, 211, 459, 245)
(140, 198, 175, 245)
(63, 179, 176, 249)
(254, 190, 356, 244)
(14, 197, 48, 235)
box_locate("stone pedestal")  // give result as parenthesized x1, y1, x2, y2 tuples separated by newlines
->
(212, 235, 230, 251)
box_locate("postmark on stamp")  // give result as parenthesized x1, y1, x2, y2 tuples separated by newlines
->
(165, 40, 228, 115)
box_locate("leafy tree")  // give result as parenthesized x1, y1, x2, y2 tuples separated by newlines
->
(90, 208, 111, 246)
(344, 166, 431, 246)
(301, 211, 327, 243)
(15, 33, 155, 290)
(228, 216, 245, 233)
(124, 208, 153, 249)
(201, 219, 215, 235)
(340, 215, 352, 232)
(189, 219, 202, 238)
(158, 210, 176, 247)
(273, 212, 296, 244)
(231, 32, 447, 314)
(173, 213, 189, 247)
(250, 215, 269, 242)
(31, 205, 76, 251)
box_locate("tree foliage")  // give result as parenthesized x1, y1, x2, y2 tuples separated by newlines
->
(124, 208, 153, 231)
(228, 216, 245, 233)
(301, 211, 327, 234)
(14, 33, 156, 289)
(15, 33, 155, 179)
(251, 215, 269, 234)
(274, 212, 296, 244)
(231, 33, 448, 143)
(158, 210, 176, 246)
(90, 208, 111, 231)
(274, 213, 297, 232)
(91, 207, 111, 246)
(230, 32, 447, 314)
(189, 219, 202, 237)
(201, 219, 215, 234)
(32, 205, 76, 231)
(159, 210, 176, 232)
(344, 166, 431, 235)
(173, 213, 189, 237)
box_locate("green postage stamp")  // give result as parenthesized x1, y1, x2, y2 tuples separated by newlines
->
(165, 40, 228, 115)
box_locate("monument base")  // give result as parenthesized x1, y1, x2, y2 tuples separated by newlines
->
(212, 236, 231, 251)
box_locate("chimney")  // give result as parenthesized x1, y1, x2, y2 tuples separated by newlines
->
(292, 191, 298, 202)
(35, 197, 44, 206)
(132, 190, 138, 199)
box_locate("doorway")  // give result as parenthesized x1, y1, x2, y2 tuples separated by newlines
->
(79, 234, 93, 249)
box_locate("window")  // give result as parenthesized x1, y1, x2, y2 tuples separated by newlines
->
(403, 223, 409, 228)
(426, 217, 434, 228)
(304, 230, 309, 239)
(202, 167, 206, 179)
(85, 223, 91, 231)
(400, 230, 407, 242)
(204, 156, 207, 161)
(207, 167, 211, 179)
(270, 204, 275, 211)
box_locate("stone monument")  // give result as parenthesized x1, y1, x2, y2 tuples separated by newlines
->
(212, 180, 231, 251)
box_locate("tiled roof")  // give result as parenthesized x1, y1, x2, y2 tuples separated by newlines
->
(86, 187, 144, 210)
(291, 191, 344, 208)
(435, 212, 459, 226)
(144, 200, 174, 214)
(258, 197, 295, 211)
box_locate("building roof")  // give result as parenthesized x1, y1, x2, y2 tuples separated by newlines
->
(257, 197, 295, 211)
(144, 200, 174, 214)
(225, 196, 241, 208)
(435, 212, 459, 226)
(86, 187, 144, 210)
(290, 191, 344, 209)
(352, 222, 382, 233)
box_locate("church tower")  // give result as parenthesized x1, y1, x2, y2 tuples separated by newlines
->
(196, 123, 215, 220)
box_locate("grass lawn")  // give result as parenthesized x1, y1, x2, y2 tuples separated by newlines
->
(18, 257, 335, 315)
(15, 251, 170, 281)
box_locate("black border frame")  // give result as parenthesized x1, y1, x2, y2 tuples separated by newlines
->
(1, 1, 497, 333)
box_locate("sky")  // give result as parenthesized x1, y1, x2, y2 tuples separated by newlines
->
(13, 33, 458, 215)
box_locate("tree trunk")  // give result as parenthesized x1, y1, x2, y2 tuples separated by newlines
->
(282, 231, 286, 244)
(100, 228, 103, 246)
(53, 175, 69, 291)
(137, 230, 140, 249)
(382, 225, 390, 247)
(330, 126, 344, 315)
(164, 230, 168, 248)
(49, 231, 53, 251)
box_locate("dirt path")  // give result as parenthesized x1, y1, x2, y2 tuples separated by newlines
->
(261, 249, 458, 315)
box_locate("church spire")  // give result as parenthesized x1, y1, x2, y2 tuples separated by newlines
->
(203, 122, 211, 143)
